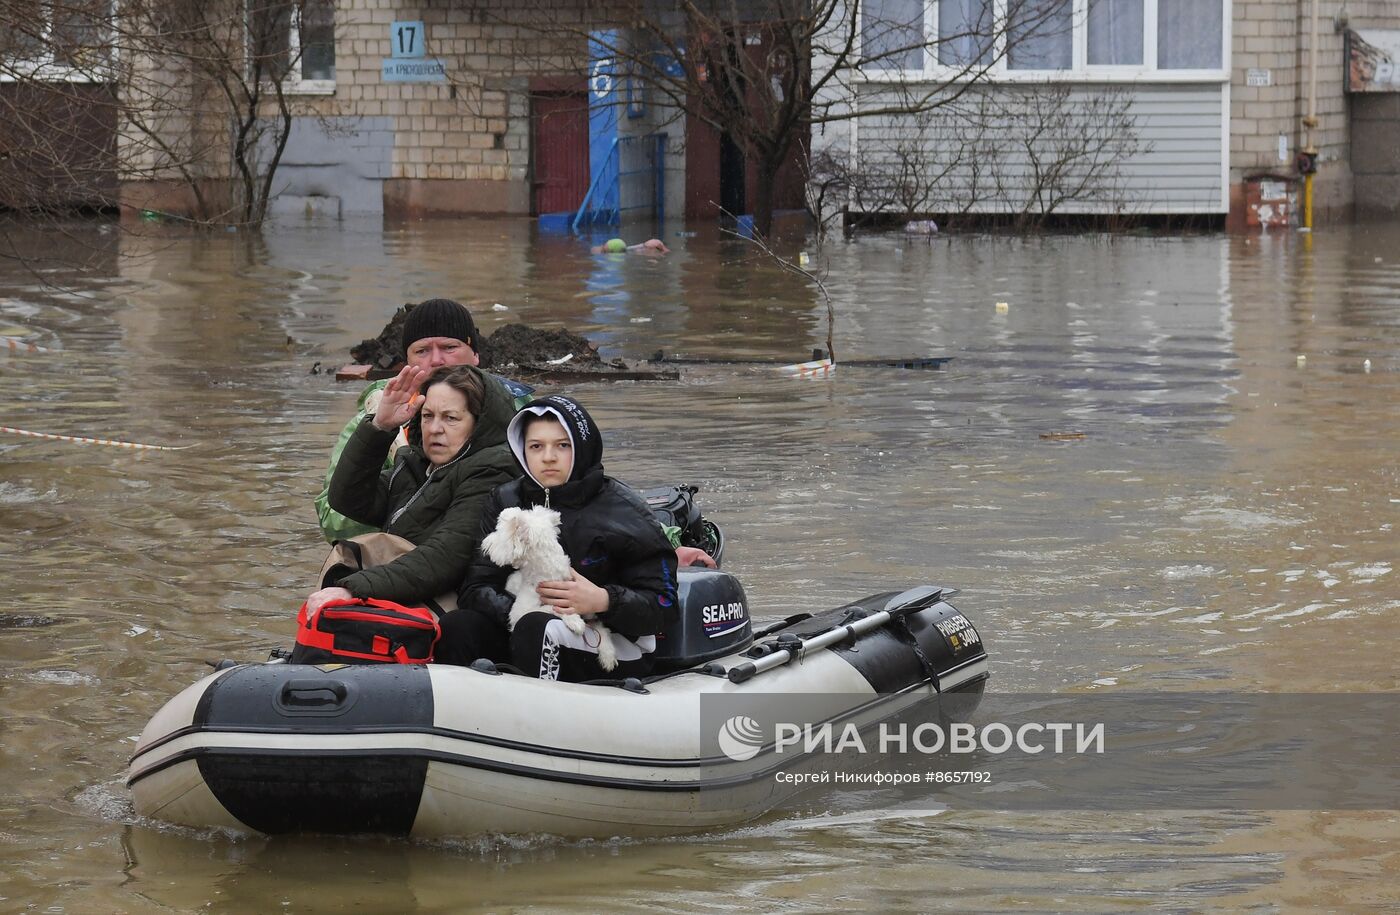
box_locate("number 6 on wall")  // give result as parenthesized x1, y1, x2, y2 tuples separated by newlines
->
(591, 58, 614, 99)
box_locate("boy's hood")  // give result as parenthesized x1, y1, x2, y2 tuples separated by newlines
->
(506, 394, 603, 488)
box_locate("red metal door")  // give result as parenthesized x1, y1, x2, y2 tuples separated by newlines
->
(682, 27, 809, 221)
(531, 92, 589, 215)
(684, 106, 722, 220)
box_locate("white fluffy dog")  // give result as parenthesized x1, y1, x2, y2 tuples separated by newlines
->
(480, 505, 618, 671)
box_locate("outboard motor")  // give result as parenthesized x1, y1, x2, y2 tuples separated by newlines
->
(652, 568, 752, 670)
(640, 484, 724, 566)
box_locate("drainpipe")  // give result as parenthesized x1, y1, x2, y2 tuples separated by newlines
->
(1300, 0, 1322, 229)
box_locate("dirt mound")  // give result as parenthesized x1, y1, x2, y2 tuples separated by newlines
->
(483, 324, 602, 370)
(350, 304, 413, 369)
(349, 307, 607, 373)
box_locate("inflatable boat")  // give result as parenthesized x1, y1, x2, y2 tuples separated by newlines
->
(128, 572, 989, 838)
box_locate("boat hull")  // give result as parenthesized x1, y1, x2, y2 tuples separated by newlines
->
(129, 589, 988, 837)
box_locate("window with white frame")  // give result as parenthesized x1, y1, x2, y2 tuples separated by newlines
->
(247, 0, 335, 92)
(1088, 0, 1144, 65)
(1007, 0, 1073, 70)
(857, 0, 1227, 77)
(0, 0, 113, 77)
(1156, 0, 1222, 69)
(861, 0, 925, 70)
(937, 0, 995, 66)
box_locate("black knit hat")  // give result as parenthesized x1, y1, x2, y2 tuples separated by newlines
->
(402, 298, 477, 353)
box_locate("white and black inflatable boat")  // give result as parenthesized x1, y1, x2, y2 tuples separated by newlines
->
(128, 572, 989, 838)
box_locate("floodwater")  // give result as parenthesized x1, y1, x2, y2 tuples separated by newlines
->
(1, 216, 1396, 912)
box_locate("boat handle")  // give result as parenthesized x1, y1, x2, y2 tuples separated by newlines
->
(280, 679, 348, 708)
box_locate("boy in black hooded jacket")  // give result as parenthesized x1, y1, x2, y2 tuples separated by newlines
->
(446, 395, 679, 681)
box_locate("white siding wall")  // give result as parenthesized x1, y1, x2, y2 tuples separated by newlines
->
(831, 82, 1227, 216)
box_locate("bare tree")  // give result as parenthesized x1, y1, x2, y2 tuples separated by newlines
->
(806, 106, 972, 230)
(1, 0, 323, 229)
(1003, 86, 1143, 228)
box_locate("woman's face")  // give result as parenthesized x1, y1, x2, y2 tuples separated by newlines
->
(523, 417, 573, 488)
(420, 383, 476, 466)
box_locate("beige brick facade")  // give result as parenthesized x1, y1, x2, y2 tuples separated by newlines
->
(1230, 0, 1400, 225)
(329, 0, 594, 214)
(120, 0, 602, 218)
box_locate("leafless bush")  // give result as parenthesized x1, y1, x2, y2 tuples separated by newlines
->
(809, 84, 1146, 231)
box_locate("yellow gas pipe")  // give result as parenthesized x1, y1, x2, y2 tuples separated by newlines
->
(1304, 173, 1314, 229)
(1302, 0, 1321, 230)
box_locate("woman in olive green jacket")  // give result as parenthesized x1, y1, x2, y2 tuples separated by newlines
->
(305, 363, 520, 614)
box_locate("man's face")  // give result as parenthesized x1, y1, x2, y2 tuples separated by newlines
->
(407, 336, 479, 370)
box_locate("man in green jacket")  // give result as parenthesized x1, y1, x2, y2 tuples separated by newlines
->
(315, 299, 533, 543)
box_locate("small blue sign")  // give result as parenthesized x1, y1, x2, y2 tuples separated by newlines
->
(655, 47, 685, 78)
(391, 21, 425, 59)
(382, 58, 446, 83)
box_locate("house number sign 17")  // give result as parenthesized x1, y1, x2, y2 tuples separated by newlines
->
(382, 20, 446, 82)
(392, 21, 425, 58)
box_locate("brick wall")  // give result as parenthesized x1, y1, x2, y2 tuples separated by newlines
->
(116, 0, 259, 219)
(300, 0, 595, 215)
(1230, 0, 1301, 175)
(121, 0, 604, 218)
(1230, 0, 1400, 224)
(1342, 1, 1400, 220)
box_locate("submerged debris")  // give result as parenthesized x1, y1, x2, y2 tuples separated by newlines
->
(0, 612, 61, 629)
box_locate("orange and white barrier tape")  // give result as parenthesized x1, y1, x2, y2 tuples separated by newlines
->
(778, 357, 836, 379)
(2, 337, 55, 355)
(0, 425, 194, 452)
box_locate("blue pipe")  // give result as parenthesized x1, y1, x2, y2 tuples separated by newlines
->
(572, 138, 620, 234)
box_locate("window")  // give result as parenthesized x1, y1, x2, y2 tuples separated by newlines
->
(247, 0, 335, 91)
(853, 0, 1226, 78)
(938, 0, 994, 67)
(1, 0, 112, 75)
(1088, 0, 1144, 66)
(297, 0, 335, 82)
(862, 0, 925, 70)
(1158, 0, 1222, 69)
(1007, 0, 1073, 70)
(1, 0, 46, 61)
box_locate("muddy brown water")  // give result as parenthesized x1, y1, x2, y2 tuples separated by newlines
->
(1, 220, 1396, 912)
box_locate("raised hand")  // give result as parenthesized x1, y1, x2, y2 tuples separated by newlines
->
(371, 364, 429, 431)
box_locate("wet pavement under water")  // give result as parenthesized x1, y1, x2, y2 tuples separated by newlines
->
(0, 218, 1396, 912)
